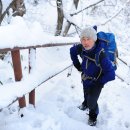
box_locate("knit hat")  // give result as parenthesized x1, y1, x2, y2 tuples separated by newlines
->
(80, 27, 97, 42)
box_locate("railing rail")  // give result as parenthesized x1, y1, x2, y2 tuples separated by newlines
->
(0, 42, 77, 113)
(0, 42, 79, 52)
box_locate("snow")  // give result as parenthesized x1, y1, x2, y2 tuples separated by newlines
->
(1, 70, 130, 130)
(0, 0, 130, 130)
(0, 17, 80, 49)
(1, 0, 12, 13)
(0, 60, 72, 109)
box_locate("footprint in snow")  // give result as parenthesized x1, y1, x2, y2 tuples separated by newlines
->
(124, 121, 130, 128)
(98, 103, 112, 125)
(32, 119, 42, 128)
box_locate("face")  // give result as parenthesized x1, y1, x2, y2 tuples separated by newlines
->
(81, 37, 95, 50)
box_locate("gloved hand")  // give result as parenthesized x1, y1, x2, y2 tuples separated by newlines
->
(74, 63, 82, 72)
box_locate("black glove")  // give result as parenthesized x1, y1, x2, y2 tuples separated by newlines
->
(74, 63, 82, 72)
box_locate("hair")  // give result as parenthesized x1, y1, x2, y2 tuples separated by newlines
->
(80, 27, 97, 42)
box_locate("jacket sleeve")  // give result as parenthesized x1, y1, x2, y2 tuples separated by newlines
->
(70, 44, 82, 71)
(99, 52, 115, 85)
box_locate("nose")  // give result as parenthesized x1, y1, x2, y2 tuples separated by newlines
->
(82, 39, 89, 45)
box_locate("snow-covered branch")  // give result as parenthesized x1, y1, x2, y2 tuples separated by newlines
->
(99, 0, 130, 26)
(100, 8, 123, 26)
(70, 0, 104, 16)
(0, 0, 17, 24)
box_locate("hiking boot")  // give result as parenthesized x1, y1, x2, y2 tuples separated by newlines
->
(88, 118, 97, 126)
(78, 101, 88, 111)
(88, 113, 97, 126)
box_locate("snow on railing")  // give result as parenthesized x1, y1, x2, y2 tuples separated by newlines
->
(0, 41, 79, 114)
(0, 42, 79, 52)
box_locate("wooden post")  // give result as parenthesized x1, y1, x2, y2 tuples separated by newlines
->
(11, 50, 26, 108)
(29, 90, 35, 106)
(29, 48, 36, 107)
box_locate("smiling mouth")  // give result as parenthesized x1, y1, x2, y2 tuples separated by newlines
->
(84, 45, 89, 48)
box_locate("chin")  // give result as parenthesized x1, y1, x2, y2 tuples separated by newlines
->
(84, 47, 91, 50)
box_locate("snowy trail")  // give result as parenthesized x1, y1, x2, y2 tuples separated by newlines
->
(0, 1, 130, 130)
(1, 67, 130, 130)
(0, 47, 130, 130)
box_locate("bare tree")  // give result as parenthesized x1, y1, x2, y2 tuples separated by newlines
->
(55, 0, 64, 36)
(0, 0, 26, 25)
(0, 0, 2, 17)
(0, 0, 8, 60)
(0, 0, 15, 24)
(62, 0, 79, 36)
(71, 0, 104, 16)
(12, 0, 26, 17)
(74, 0, 79, 9)
(0, 0, 26, 60)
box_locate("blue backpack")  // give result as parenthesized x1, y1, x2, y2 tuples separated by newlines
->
(96, 31, 118, 70)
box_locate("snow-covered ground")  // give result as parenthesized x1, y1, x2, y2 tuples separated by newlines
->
(0, 0, 130, 130)
(1, 67, 130, 130)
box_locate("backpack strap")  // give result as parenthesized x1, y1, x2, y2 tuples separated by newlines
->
(95, 48, 105, 67)
(82, 49, 105, 81)
(94, 48, 106, 80)
(83, 55, 96, 62)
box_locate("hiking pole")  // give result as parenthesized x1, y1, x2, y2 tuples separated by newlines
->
(0, 81, 3, 85)
(67, 25, 81, 77)
(67, 64, 73, 77)
(37, 64, 73, 87)
(116, 74, 130, 86)
(117, 57, 128, 66)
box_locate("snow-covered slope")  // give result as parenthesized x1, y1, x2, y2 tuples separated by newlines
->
(0, 0, 130, 130)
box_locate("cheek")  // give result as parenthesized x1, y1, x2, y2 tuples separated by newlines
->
(88, 40, 94, 46)
(90, 43, 94, 47)
(81, 40, 86, 45)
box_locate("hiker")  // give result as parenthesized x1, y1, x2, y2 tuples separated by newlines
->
(70, 27, 115, 126)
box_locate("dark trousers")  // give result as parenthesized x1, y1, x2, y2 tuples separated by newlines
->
(83, 84, 103, 115)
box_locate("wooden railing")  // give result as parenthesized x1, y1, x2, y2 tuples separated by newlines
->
(0, 41, 128, 112)
(0, 42, 79, 111)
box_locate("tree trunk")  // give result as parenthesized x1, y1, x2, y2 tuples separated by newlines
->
(74, 0, 79, 9)
(0, 1, 7, 60)
(12, 0, 26, 17)
(62, 0, 79, 36)
(55, 0, 64, 36)
(0, 0, 2, 17)
(0, 0, 26, 60)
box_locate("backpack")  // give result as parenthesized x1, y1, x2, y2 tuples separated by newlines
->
(77, 31, 118, 71)
(97, 31, 118, 70)
(75, 30, 117, 81)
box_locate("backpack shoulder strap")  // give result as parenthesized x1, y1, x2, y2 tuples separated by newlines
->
(95, 49, 106, 80)
(95, 48, 105, 67)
